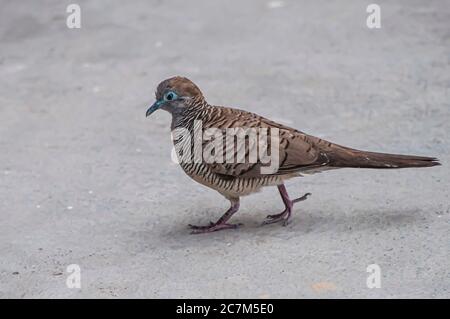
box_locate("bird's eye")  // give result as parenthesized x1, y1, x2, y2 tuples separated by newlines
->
(164, 91, 178, 101)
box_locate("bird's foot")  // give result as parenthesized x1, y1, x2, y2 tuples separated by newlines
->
(262, 192, 311, 226)
(188, 221, 243, 234)
(262, 209, 291, 226)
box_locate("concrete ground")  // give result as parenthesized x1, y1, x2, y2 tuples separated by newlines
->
(0, 0, 449, 298)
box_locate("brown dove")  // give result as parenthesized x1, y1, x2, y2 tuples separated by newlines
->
(146, 76, 440, 234)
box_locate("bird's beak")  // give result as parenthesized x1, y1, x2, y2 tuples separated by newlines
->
(146, 100, 163, 117)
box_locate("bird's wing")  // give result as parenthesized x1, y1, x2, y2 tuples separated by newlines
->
(201, 107, 331, 179)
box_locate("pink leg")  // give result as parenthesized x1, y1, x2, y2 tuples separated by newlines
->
(262, 184, 311, 226)
(189, 199, 242, 234)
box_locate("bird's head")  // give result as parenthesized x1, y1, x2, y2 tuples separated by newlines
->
(146, 76, 204, 117)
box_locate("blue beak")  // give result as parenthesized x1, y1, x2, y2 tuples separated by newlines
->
(146, 100, 163, 117)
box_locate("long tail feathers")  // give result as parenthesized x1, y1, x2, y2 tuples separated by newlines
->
(329, 148, 441, 169)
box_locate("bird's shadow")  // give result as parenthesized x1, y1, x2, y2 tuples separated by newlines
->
(131, 207, 425, 250)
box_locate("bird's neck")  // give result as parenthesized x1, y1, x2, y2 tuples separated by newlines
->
(170, 99, 211, 131)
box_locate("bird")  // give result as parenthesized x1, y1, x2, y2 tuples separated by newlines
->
(145, 76, 440, 234)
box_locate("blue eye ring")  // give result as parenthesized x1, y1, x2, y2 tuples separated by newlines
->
(164, 91, 178, 101)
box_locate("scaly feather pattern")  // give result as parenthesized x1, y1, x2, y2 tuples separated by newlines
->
(145, 76, 440, 233)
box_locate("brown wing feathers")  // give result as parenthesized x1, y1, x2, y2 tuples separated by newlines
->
(202, 107, 440, 178)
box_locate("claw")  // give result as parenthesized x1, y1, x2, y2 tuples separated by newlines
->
(265, 209, 288, 220)
(188, 221, 214, 230)
(262, 209, 291, 226)
(292, 192, 312, 203)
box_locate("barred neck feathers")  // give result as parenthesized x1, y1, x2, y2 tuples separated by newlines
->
(171, 97, 211, 130)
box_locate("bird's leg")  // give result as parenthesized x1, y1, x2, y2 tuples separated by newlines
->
(262, 184, 311, 226)
(189, 199, 242, 234)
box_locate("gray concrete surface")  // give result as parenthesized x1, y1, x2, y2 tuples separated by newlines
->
(0, 0, 449, 298)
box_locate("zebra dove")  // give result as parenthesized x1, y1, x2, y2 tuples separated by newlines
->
(146, 76, 440, 234)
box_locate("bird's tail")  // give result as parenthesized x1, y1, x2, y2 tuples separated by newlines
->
(328, 147, 441, 169)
